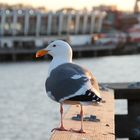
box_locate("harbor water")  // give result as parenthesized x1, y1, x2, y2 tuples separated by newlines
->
(0, 54, 140, 140)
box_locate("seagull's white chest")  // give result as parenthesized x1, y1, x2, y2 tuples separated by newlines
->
(48, 57, 72, 76)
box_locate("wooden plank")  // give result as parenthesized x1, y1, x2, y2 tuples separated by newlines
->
(114, 89, 140, 100)
(115, 115, 129, 138)
(51, 91, 115, 140)
(116, 101, 140, 139)
(103, 82, 140, 89)
(106, 82, 140, 100)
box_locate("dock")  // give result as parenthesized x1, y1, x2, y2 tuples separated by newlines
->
(50, 91, 115, 140)
(50, 82, 140, 140)
(0, 45, 117, 61)
(0, 44, 140, 61)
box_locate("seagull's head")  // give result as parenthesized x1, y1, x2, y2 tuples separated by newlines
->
(36, 40, 72, 60)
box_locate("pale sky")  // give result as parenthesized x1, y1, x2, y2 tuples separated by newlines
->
(0, 0, 136, 11)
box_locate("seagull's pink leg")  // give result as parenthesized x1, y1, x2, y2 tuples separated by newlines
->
(79, 104, 85, 133)
(51, 103, 68, 132)
(70, 105, 86, 133)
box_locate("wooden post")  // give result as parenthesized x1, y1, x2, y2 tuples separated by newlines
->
(107, 82, 140, 140)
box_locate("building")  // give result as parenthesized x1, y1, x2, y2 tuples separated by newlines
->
(0, 7, 106, 48)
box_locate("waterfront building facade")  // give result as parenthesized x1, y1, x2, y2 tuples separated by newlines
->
(0, 8, 106, 48)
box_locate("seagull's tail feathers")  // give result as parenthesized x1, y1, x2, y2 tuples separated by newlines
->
(64, 88, 102, 104)
(91, 87, 101, 99)
(90, 87, 102, 101)
(88, 88, 102, 106)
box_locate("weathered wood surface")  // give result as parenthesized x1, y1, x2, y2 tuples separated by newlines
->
(50, 91, 115, 140)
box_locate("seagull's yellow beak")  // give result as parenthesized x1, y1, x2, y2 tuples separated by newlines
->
(36, 50, 48, 58)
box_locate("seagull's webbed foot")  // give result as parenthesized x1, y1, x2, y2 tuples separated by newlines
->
(51, 126, 68, 132)
(69, 105, 86, 133)
(51, 103, 68, 132)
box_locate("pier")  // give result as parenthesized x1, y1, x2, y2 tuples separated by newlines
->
(0, 45, 116, 61)
(50, 82, 140, 140)
(51, 90, 115, 140)
(0, 44, 140, 61)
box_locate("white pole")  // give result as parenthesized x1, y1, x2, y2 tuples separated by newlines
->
(82, 12, 88, 34)
(1, 9, 6, 35)
(12, 10, 17, 36)
(75, 12, 80, 34)
(90, 12, 96, 33)
(58, 13, 63, 35)
(24, 10, 29, 35)
(36, 12, 41, 36)
(47, 12, 52, 35)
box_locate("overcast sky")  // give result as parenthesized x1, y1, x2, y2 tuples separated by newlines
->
(0, 0, 136, 11)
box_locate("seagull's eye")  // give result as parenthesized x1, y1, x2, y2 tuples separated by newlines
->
(52, 44, 56, 47)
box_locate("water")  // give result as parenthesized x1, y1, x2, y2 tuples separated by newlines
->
(0, 54, 140, 140)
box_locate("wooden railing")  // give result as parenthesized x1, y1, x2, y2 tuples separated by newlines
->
(50, 91, 115, 140)
(107, 82, 140, 140)
(50, 82, 140, 140)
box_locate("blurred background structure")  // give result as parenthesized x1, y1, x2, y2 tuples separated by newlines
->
(0, 7, 106, 47)
(0, 0, 140, 61)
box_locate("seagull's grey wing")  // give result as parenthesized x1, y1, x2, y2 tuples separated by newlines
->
(45, 63, 101, 102)
(83, 68, 100, 93)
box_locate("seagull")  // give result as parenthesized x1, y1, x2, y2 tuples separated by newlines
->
(36, 40, 101, 133)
